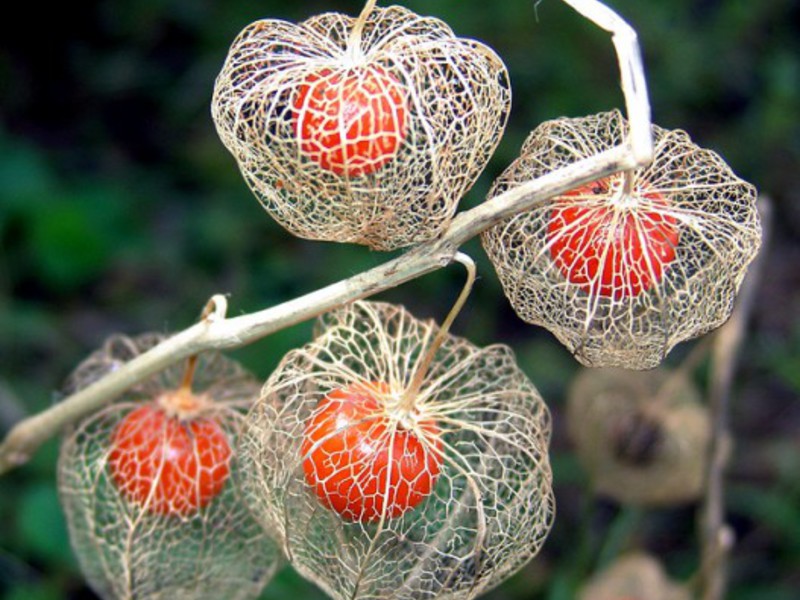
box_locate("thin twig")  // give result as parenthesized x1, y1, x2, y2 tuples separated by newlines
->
(0, 0, 653, 476)
(561, 0, 653, 163)
(699, 196, 772, 600)
(402, 252, 476, 407)
(347, 0, 378, 59)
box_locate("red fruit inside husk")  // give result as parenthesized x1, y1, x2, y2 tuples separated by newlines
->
(292, 65, 408, 177)
(301, 381, 442, 522)
(108, 401, 231, 516)
(547, 178, 680, 299)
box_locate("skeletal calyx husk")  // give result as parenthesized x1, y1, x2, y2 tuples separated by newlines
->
(58, 334, 280, 600)
(240, 301, 554, 600)
(579, 553, 691, 600)
(481, 110, 761, 369)
(212, 4, 510, 250)
(567, 367, 711, 507)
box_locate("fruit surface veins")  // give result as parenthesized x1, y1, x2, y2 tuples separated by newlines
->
(108, 395, 231, 516)
(547, 178, 680, 299)
(301, 381, 442, 522)
(293, 65, 408, 177)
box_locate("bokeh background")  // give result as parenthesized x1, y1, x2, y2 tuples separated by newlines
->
(1, 0, 798, 598)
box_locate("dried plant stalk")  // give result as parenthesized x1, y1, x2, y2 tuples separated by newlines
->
(481, 110, 761, 369)
(240, 301, 554, 599)
(1, 0, 660, 476)
(58, 334, 280, 600)
(567, 367, 710, 507)
(212, 5, 510, 250)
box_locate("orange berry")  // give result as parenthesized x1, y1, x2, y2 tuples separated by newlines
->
(547, 179, 680, 299)
(301, 382, 442, 522)
(108, 403, 231, 516)
(293, 65, 408, 177)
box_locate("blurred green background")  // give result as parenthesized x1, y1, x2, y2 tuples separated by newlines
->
(1, 0, 798, 598)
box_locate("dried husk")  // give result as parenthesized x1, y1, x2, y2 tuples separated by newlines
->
(240, 301, 554, 599)
(481, 110, 761, 369)
(579, 553, 691, 600)
(567, 367, 710, 507)
(58, 334, 280, 600)
(212, 5, 510, 250)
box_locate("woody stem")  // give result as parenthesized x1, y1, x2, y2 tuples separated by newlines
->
(0, 0, 654, 476)
(699, 197, 771, 600)
(179, 355, 199, 393)
(622, 169, 635, 196)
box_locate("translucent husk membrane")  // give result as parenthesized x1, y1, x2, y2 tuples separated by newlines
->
(579, 553, 691, 600)
(481, 110, 761, 369)
(58, 334, 280, 600)
(240, 301, 554, 600)
(567, 367, 710, 507)
(212, 5, 510, 250)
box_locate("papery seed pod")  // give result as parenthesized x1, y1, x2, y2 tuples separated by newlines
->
(212, 5, 510, 250)
(58, 334, 280, 600)
(579, 553, 691, 600)
(567, 367, 710, 507)
(481, 110, 761, 369)
(240, 301, 554, 600)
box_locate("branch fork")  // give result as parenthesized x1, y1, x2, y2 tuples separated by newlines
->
(0, 0, 653, 475)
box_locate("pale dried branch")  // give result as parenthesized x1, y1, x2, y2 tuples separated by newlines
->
(561, 0, 653, 162)
(0, 0, 653, 476)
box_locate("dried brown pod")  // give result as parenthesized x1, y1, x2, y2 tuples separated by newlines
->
(566, 367, 710, 507)
(240, 301, 554, 599)
(212, 4, 510, 250)
(579, 553, 691, 600)
(58, 334, 280, 600)
(481, 110, 761, 369)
